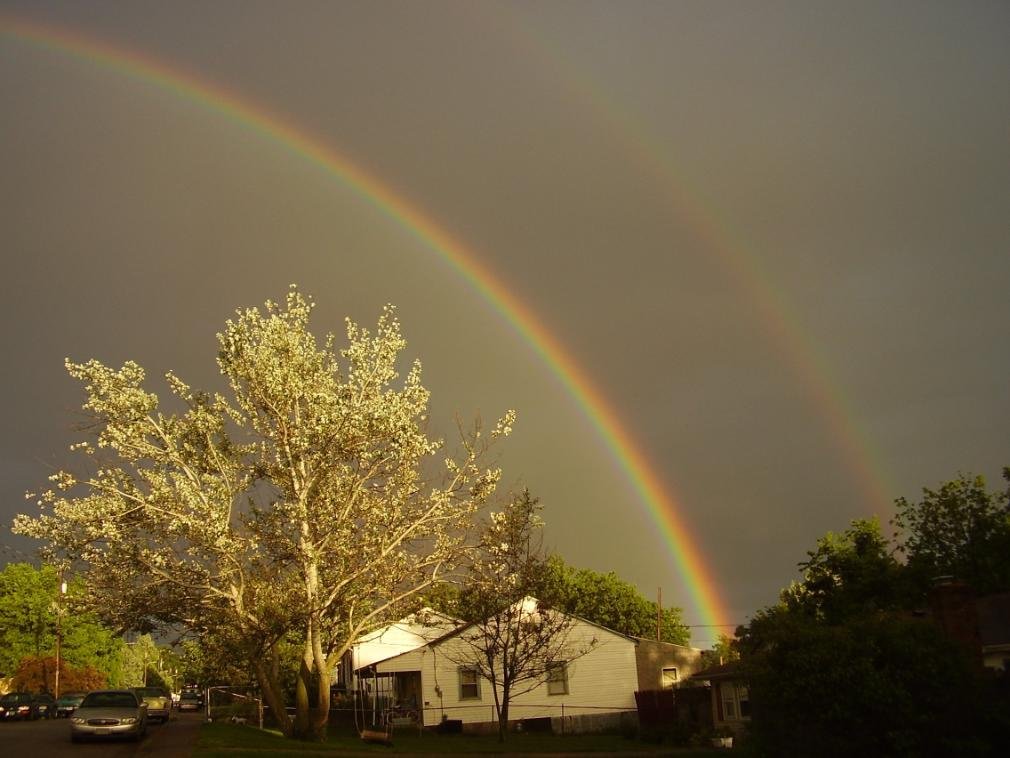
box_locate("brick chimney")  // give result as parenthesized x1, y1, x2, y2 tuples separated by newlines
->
(928, 576, 981, 663)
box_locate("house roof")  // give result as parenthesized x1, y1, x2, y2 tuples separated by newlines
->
(365, 596, 638, 670)
(630, 637, 703, 655)
(690, 661, 742, 682)
(352, 609, 464, 670)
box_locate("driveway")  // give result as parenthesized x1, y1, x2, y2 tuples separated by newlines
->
(0, 710, 202, 757)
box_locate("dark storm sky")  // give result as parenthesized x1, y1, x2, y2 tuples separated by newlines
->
(1, 0, 1008, 645)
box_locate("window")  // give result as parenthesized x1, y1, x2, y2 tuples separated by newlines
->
(547, 661, 569, 695)
(719, 682, 750, 721)
(737, 684, 750, 718)
(661, 666, 678, 688)
(722, 683, 736, 719)
(458, 667, 480, 700)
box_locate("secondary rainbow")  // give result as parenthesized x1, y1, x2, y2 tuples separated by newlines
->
(484, 2, 896, 518)
(0, 16, 733, 632)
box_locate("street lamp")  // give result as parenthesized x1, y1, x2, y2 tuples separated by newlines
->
(54, 578, 67, 698)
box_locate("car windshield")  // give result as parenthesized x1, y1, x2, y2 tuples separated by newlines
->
(1, 694, 26, 703)
(58, 694, 85, 703)
(135, 688, 167, 697)
(81, 692, 138, 708)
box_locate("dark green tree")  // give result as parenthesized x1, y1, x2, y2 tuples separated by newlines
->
(780, 518, 911, 623)
(542, 556, 689, 645)
(738, 607, 984, 757)
(893, 468, 1010, 594)
(736, 503, 1010, 757)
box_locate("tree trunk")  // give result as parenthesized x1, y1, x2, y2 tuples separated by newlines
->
(309, 622, 331, 740)
(291, 524, 329, 741)
(290, 618, 332, 742)
(291, 644, 314, 740)
(254, 654, 291, 738)
(497, 684, 510, 743)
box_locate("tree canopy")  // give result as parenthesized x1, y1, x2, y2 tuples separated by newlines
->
(893, 468, 1010, 594)
(734, 467, 1010, 756)
(542, 556, 690, 645)
(738, 606, 984, 757)
(0, 562, 120, 684)
(14, 288, 514, 740)
(779, 518, 911, 624)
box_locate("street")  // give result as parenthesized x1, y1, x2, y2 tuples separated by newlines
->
(0, 711, 202, 757)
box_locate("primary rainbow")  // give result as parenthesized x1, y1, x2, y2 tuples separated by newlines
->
(0, 16, 734, 633)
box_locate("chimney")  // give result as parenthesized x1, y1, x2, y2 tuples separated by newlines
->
(928, 576, 981, 664)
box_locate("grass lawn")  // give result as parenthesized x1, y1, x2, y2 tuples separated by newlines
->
(194, 722, 722, 756)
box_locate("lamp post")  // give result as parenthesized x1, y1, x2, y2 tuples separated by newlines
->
(54, 578, 67, 698)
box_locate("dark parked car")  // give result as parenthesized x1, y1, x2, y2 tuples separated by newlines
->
(177, 691, 202, 712)
(32, 692, 56, 719)
(0, 695, 32, 723)
(0, 691, 55, 720)
(56, 692, 87, 718)
(0, 692, 34, 721)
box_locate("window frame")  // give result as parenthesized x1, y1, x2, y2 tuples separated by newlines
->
(660, 666, 679, 688)
(718, 681, 750, 722)
(458, 666, 481, 701)
(546, 661, 569, 696)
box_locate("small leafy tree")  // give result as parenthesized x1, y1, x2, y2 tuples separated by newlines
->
(14, 655, 107, 693)
(448, 491, 594, 742)
(176, 633, 258, 690)
(699, 633, 739, 667)
(14, 288, 514, 740)
(118, 634, 163, 688)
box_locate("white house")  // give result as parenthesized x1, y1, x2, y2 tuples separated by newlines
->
(339, 609, 462, 695)
(356, 599, 643, 733)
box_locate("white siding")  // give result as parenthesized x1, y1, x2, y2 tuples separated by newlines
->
(376, 618, 639, 727)
(352, 616, 459, 671)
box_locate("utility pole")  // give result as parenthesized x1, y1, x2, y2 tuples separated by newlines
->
(54, 576, 67, 697)
(657, 587, 662, 643)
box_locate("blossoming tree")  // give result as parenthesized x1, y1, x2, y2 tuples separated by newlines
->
(14, 287, 514, 741)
